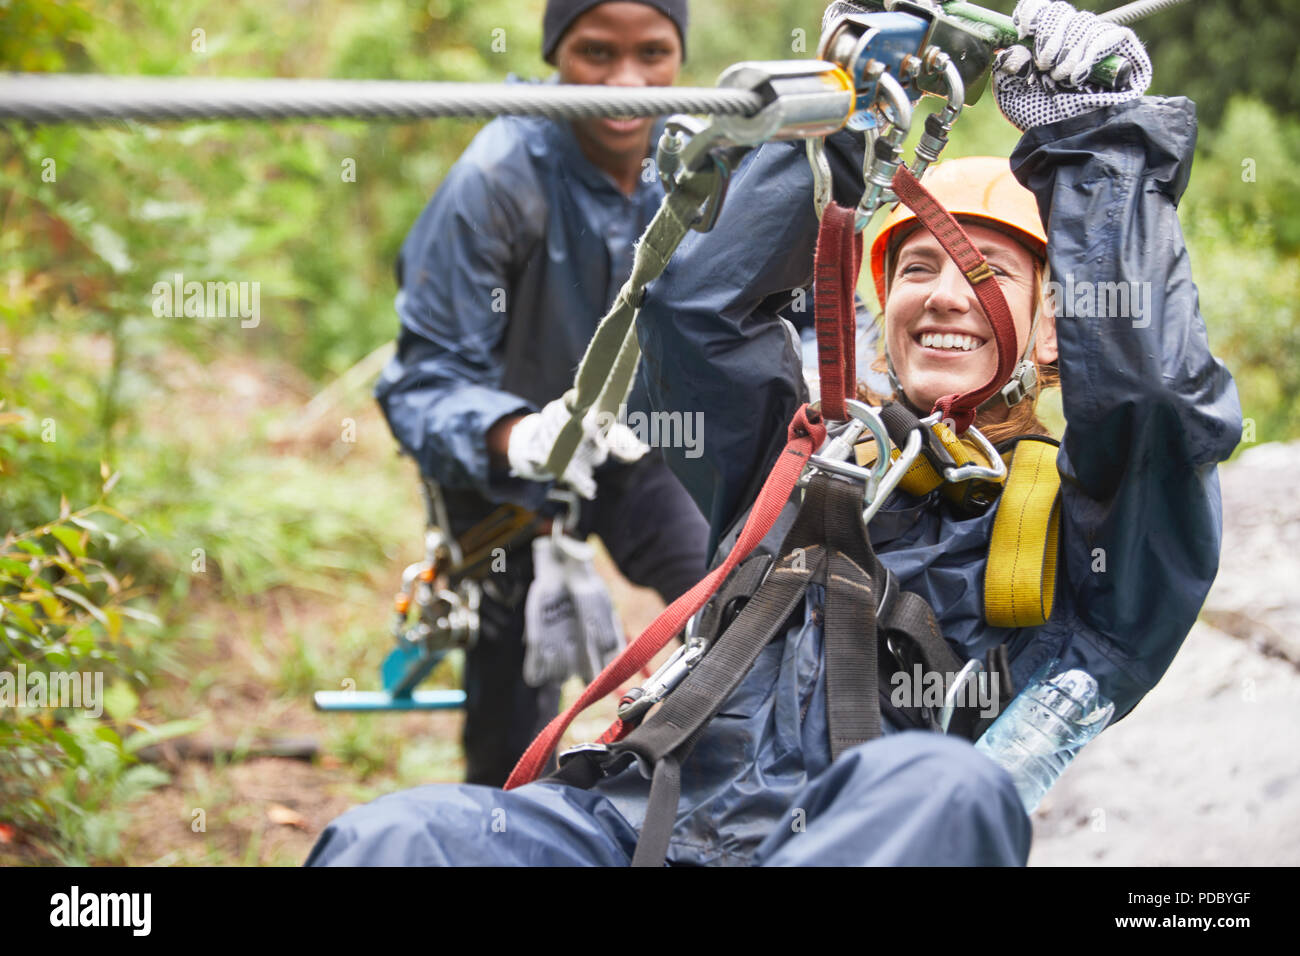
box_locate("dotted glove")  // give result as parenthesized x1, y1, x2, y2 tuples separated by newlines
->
(993, 0, 1152, 132)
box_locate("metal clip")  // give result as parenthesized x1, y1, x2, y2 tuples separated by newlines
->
(919, 412, 1007, 484)
(806, 135, 833, 220)
(659, 62, 854, 233)
(938, 657, 985, 734)
(616, 638, 707, 723)
(864, 423, 922, 525)
(557, 742, 611, 769)
(546, 485, 591, 560)
(805, 398, 892, 501)
(802, 399, 924, 527)
(908, 45, 964, 180)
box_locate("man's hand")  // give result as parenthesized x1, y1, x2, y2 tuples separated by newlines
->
(505, 395, 649, 499)
(993, 0, 1152, 133)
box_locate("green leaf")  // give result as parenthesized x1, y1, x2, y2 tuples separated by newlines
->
(119, 763, 170, 797)
(0, 601, 40, 635)
(68, 515, 103, 536)
(52, 586, 109, 628)
(0, 556, 34, 577)
(51, 558, 89, 587)
(93, 725, 124, 749)
(124, 717, 205, 753)
(102, 682, 138, 722)
(50, 526, 86, 558)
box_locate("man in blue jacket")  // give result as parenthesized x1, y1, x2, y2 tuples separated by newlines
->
(374, 0, 709, 786)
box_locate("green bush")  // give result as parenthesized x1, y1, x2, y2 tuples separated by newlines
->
(0, 408, 181, 863)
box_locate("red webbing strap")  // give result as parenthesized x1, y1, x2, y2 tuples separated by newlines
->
(813, 202, 861, 421)
(889, 166, 1017, 433)
(504, 403, 828, 789)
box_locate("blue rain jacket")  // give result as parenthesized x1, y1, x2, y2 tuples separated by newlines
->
(373, 110, 670, 518)
(307, 96, 1241, 867)
(600, 95, 1241, 863)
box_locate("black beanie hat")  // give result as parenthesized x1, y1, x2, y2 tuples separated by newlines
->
(543, 0, 688, 64)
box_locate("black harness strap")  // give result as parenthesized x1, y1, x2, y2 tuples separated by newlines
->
(826, 552, 881, 757)
(792, 474, 887, 759)
(547, 473, 1017, 867)
(543, 552, 776, 792)
(694, 551, 775, 645)
(614, 546, 825, 867)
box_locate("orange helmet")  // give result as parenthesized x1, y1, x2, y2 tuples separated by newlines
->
(868, 156, 1047, 307)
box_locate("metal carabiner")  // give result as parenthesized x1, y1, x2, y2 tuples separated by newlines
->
(908, 46, 965, 181)
(938, 656, 985, 734)
(863, 423, 922, 525)
(616, 637, 707, 723)
(803, 399, 925, 527)
(804, 398, 893, 503)
(918, 412, 1007, 484)
(854, 69, 913, 232)
(806, 136, 833, 220)
(546, 486, 591, 561)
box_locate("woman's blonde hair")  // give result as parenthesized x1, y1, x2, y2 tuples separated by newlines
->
(857, 260, 1059, 445)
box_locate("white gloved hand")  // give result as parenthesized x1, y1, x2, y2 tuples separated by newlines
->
(993, 0, 1152, 132)
(506, 395, 649, 500)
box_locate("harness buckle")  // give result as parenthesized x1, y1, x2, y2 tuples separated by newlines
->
(615, 637, 707, 724)
(964, 260, 995, 284)
(998, 359, 1039, 408)
(919, 412, 1007, 485)
(803, 399, 926, 526)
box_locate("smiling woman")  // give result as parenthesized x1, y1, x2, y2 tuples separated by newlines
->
(867, 156, 1059, 443)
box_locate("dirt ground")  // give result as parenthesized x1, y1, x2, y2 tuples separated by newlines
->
(116, 541, 666, 867)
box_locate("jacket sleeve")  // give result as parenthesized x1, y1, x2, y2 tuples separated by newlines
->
(635, 130, 867, 540)
(374, 153, 542, 504)
(1010, 96, 1243, 718)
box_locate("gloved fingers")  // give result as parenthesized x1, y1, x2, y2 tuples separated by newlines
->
(1055, 17, 1130, 87)
(561, 464, 598, 500)
(996, 0, 1152, 131)
(506, 411, 554, 481)
(561, 439, 603, 500)
(507, 394, 578, 481)
(1011, 0, 1052, 39)
(1029, 1, 1076, 73)
(994, 45, 1034, 79)
(603, 422, 650, 464)
(1074, 23, 1151, 92)
(523, 537, 580, 687)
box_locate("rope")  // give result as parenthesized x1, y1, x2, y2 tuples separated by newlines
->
(0, 73, 763, 124)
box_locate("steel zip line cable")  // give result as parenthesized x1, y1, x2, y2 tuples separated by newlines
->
(0, 0, 1193, 125)
(0, 75, 764, 124)
(1096, 0, 1191, 26)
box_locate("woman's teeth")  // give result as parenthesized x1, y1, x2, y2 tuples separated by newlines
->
(919, 332, 981, 352)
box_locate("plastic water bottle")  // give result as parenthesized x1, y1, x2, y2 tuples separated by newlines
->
(974, 665, 1115, 814)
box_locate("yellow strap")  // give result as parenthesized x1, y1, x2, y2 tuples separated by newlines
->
(984, 439, 1061, 628)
